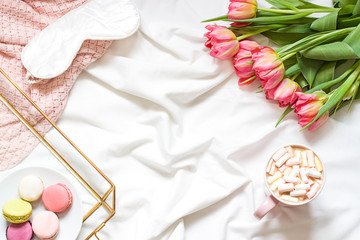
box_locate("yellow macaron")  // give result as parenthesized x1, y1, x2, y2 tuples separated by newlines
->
(2, 199, 32, 223)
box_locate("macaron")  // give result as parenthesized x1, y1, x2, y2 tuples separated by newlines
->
(18, 175, 44, 202)
(6, 221, 33, 240)
(2, 199, 32, 223)
(32, 211, 59, 240)
(42, 183, 73, 213)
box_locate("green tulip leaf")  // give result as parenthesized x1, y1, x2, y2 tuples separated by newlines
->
(223, 12, 312, 23)
(229, 24, 285, 33)
(338, 5, 355, 15)
(356, 86, 360, 99)
(278, 27, 353, 56)
(266, 0, 335, 9)
(310, 11, 338, 31)
(307, 61, 360, 93)
(302, 63, 360, 130)
(285, 64, 301, 76)
(329, 96, 360, 116)
(313, 61, 337, 88)
(277, 31, 325, 54)
(275, 23, 313, 33)
(262, 32, 310, 46)
(338, 0, 358, 7)
(343, 24, 360, 56)
(338, 16, 360, 28)
(265, 0, 298, 10)
(250, 18, 315, 26)
(303, 79, 355, 130)
(283, 56, 298, 67)
(296, 54, 323, 87)
(257, 12, 284, 17)
(295, 73, 309, 88)
(353, 0, 360, 15)
(297, 0, 337, 9)
(302, 42, 359, 61)
(275, 106, 294, 128)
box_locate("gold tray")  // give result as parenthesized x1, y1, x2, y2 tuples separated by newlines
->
(0, 69, 115, 240)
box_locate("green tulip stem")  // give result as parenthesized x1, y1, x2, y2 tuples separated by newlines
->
(279, 27, 355, 56)
(201, 15, 228, 23)
(240, 76, 257, 84)
(280, 52, 297, 62)
(257, 7, 337, 15)
(307, 60, 360, 93)
(301, 62, 360, 130)
(346, 76, 360, 112)
(275, 106, 294, 128)
(290, 72, 301, 81)
(236, 27, 275, 41)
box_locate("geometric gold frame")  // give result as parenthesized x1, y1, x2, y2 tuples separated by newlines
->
(0, 68, 115, 240)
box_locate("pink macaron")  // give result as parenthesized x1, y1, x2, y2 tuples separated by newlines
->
(42, 183, 73, 213)
(6, 221, 33, 240)
(32, 211, 59, 240)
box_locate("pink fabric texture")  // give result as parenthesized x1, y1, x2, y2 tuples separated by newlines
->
(0, 0, 112, 170)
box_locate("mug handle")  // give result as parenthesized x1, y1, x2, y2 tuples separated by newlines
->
(254, 195, 279, 219)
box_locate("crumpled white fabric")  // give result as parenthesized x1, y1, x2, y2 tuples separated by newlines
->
(3, 0, 360, 239)
(21, 0, 140, 82)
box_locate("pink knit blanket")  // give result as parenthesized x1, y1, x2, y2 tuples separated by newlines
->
(0, 0, 112, 170)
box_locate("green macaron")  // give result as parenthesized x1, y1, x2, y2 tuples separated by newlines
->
(2, 199, 32, 223)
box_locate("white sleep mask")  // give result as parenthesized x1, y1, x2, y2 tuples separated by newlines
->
(21, 0, 140, 83)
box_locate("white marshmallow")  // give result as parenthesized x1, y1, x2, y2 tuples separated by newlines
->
(301, 151, 308, 167)
(278, 165, 286, 173)
(295, 184, 310, 190)
(283, 167, 292, 176)
(306, 182, 321, 199)
(283, 176, 300, 184)
(307, 168, 322, 178)
(267, 171, 282, 184)
(285, 146, 295, 157)
(300, 167, 309, 184)
(290, 165, 300, 177)
(290, 189, 306, 197)
(270, 178, 285, 191)
(295, 150, 301, 159)
(308, 179, 315, 186)
(275, 153, 290, 167)
(266, 160, 277, 176)
(281, 195, 299, 203)
(286, 157, 301, 166)
(266, 160, 273, 173)
(314, 179, 323, 185)
(272, 147, 287, 161)
(306, 150, 315, 168)
(278, 183, 294, 193)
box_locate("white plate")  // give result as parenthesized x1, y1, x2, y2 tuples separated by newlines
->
(0, 167, 83, 240)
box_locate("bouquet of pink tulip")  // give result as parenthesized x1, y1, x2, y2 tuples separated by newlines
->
(203, 0, 360, 131)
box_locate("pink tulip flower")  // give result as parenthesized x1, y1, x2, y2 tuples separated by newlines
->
(204, 25, 239, 59)
(233, 40, 259, 85)
(251, 46, 285, 90)
(293, 91, 329, 131)
(228, 0, 257, 27)
(265, 78, 302, 107)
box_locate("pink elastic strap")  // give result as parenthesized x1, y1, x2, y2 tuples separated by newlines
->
(254, 195, 279, 219)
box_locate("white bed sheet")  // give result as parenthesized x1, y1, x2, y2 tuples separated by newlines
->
(2, 0, 360, 239)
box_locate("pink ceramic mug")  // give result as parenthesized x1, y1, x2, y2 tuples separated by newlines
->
(254, 145, 325, 219)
